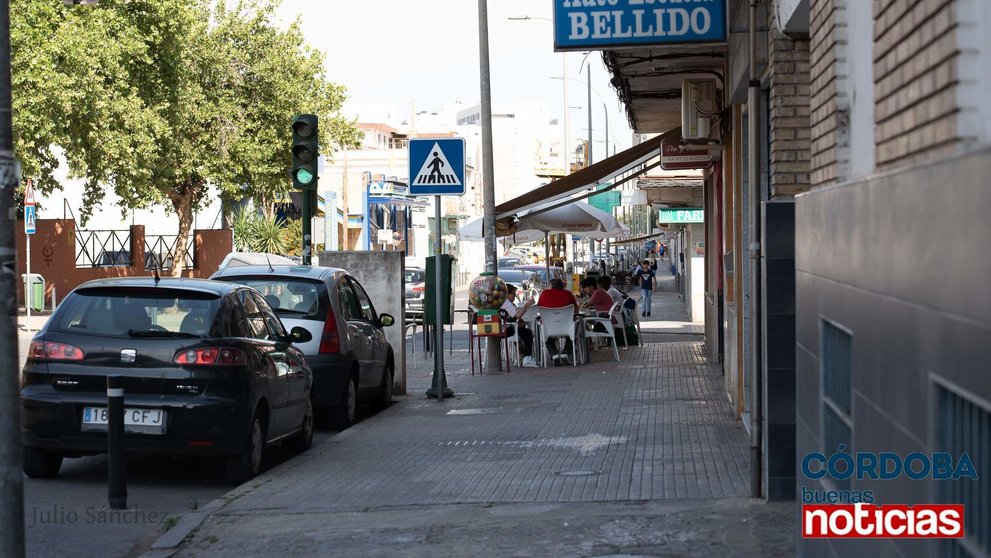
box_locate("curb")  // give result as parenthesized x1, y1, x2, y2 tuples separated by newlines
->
(136, 403, 396, 557)
(138, 484, 249, 558)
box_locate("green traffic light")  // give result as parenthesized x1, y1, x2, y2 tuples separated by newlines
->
(295, 168, 314, 185)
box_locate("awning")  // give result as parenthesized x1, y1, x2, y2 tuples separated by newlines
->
(494, 127, 681, 234)
(611, 233, 664, 246)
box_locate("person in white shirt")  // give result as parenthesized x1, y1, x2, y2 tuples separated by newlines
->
(597, 275, 624, 304)
(500, 284, 537, 367)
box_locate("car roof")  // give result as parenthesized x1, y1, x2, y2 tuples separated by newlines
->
(514, 265, 563, 271)
(211, 264, 346, 281)
(74, 276, 238, 295)
(218, 251, 298, 269)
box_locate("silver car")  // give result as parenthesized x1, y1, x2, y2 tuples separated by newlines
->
(404, 267, 425, 311)
(211, 265, 395, 429)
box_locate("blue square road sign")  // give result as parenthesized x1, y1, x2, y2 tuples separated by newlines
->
(24, 204, 36, 235)
(408, 138, 465, 196)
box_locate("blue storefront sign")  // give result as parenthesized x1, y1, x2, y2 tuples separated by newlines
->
(554, 0, 728, 51)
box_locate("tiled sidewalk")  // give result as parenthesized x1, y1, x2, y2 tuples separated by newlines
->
(168, 262, 797, 557)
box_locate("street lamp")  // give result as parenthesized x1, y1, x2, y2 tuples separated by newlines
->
(553, 76, 618, 159)
(508, 15, 571, 176)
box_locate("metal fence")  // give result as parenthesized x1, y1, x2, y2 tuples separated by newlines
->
(144, 235, 194, 271)
(75, 229, 132, 268)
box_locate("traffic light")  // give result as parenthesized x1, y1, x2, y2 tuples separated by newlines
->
(291, 114, 318, 190)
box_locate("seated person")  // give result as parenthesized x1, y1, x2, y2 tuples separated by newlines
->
(537, 278, 578, 365)
(500, 284, 537, 367)
(580, 277, 615, 317)
(598, 275, 625, 304)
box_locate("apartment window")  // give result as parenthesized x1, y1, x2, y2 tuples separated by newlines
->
(936, 383, 990, 557)
(822, 320, 852, 489)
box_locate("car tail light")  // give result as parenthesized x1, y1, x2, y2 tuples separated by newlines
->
(413, 284, 425, 293)
(174, 347, 246, 366)
(319, 309, 341, 354)
(29, 341, 85, 361)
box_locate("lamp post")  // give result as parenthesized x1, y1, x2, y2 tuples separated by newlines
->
(508, 16, 570, 176)
(479, 0, 503, 372)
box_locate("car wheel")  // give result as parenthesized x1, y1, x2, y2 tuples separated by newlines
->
(23, 447, 63, 479)
(286, 399, 314, 454)
(225, 412, 265, 486)
(330, 371, 357, 431)
(375, 359, 394, 411)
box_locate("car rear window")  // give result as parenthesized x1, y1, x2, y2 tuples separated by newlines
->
(404, 270, 423, 283)
(49, 287, 222, 338)
(217, 277, 325, 320)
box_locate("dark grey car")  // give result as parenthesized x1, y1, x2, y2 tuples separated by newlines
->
(211, 265, 396, 430)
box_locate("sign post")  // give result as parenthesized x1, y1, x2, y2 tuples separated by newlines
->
(24, 179, 35, 331)
(409, 138, 465, 401)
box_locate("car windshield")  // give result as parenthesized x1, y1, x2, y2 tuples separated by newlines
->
(220, 277, 324, 320)
(404, 270, 423, 283)
(49, 287, 222, 338)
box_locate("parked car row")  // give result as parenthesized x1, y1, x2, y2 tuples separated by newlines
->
(21, 263, 396, 485)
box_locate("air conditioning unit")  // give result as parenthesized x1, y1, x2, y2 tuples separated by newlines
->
(681, 79, 718, 140)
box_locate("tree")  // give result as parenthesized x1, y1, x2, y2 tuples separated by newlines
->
(11, 0, 361, 275)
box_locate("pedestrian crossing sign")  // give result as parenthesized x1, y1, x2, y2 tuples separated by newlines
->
(24, 204, 36, 235)
(408, 137, 465, 196)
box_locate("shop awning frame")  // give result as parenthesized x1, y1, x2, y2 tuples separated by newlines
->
(494, 127, 682, 234)
(611, 232, 665, 246)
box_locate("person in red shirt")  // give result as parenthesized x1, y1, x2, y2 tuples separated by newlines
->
(580, 277, 615, 316)
(537, 278, 578, 365)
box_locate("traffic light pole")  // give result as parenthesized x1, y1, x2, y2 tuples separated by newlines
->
(0, 1, 26, 555)
(301, 190, 312, 265)
(291, 115, 318, 264)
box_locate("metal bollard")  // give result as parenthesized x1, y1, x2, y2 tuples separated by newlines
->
(107, 375, 127, 510)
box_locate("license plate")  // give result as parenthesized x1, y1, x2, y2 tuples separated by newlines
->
(81, 407, 167, 435)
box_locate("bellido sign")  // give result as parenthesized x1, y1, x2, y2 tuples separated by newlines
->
(554, 0, 728, 51)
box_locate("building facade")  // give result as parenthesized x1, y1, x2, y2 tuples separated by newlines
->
(598, 1, 990, 553)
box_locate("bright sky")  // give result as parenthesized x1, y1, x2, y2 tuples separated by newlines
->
(275, 0, 634, 159)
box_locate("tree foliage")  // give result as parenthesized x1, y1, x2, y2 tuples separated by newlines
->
(11, 0, 360, 274)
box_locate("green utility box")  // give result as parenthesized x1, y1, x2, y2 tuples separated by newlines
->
(22, 273, 44, 312)
(424, 254, 455, 325)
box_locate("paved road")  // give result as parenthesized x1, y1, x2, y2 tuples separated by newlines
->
(15, 312, 345, 557)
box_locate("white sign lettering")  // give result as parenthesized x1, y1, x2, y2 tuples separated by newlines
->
(567, 5, 713, 41)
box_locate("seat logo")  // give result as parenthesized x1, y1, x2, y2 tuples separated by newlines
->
(121, 349, 136, 363)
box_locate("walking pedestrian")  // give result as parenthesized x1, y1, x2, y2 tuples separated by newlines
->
(633, 259, 656, 317)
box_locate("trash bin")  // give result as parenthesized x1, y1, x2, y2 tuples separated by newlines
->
(424, 255, 455, 325)
(22, 273, 45, 312)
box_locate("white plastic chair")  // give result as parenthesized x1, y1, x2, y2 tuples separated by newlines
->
(513, 304, 542, 366)
(505, 316, 522, 366)
(538, 305, 578, 367)
(608, 299, 631, 349)
(582, 300, 621, 362)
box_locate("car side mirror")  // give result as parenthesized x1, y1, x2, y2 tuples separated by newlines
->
(289, 326, 312, 343)
(379, 313, 395, 327)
